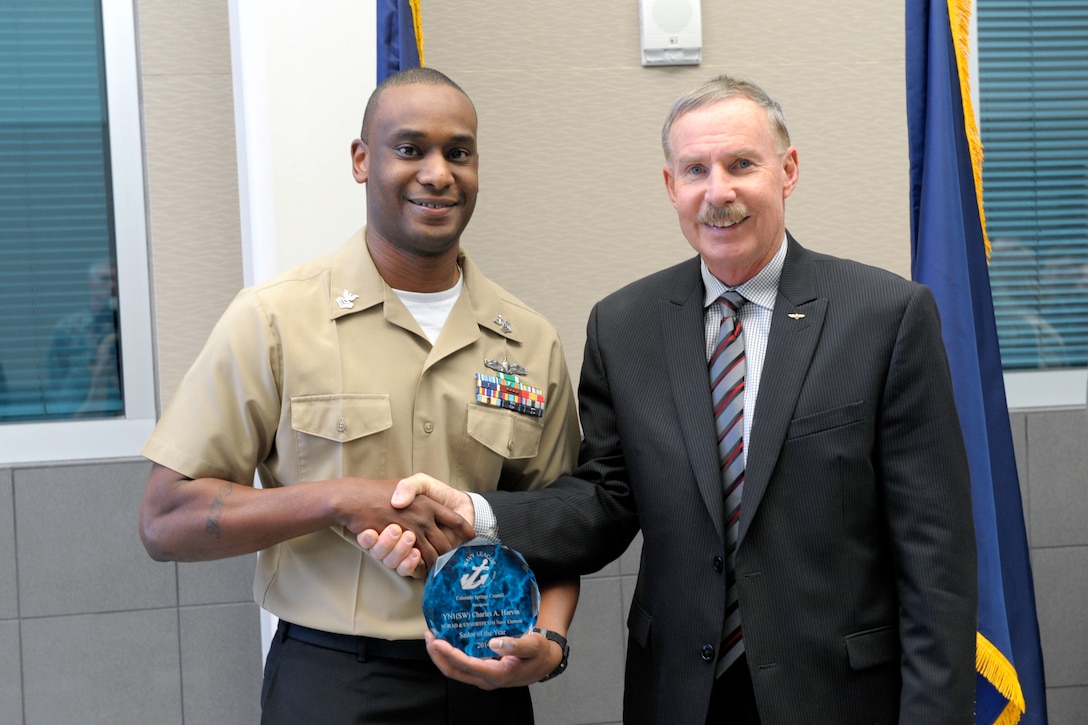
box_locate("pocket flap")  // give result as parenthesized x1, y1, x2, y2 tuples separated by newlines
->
(844, 625, 900, 671)
(291, 394, 393, 443)
(466, 405, 543, 459)
(787, 400, 866, 439)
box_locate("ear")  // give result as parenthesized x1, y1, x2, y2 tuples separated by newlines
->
(781, 146, 799, 199)
(662, 164, 679, 208)
(351, 139, 368, 184)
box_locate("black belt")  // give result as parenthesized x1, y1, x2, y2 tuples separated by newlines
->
(278, 620, 429, 661)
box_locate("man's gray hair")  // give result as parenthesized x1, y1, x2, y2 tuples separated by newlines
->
(661, 75, 790, 163)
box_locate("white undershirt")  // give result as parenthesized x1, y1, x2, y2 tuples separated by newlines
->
(392, 272, 464, 344)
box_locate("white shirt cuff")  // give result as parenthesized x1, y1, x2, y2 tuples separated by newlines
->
(466, 492, 499, 541)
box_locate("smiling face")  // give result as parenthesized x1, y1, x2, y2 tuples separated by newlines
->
(663, 96, 799, 286)
(352, 82, 479, 263)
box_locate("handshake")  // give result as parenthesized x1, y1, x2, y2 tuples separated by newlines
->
(358, 473, 476, 579)
(358, 474, 573, 689)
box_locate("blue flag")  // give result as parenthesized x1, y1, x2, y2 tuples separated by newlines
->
(377, 0, 422, 83)
(906, 1, 1048, 724)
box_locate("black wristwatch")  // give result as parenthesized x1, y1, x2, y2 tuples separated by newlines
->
(533, 627, 570, 682)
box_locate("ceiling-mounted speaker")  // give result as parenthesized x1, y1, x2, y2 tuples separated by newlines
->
(639, 0, 702, 67)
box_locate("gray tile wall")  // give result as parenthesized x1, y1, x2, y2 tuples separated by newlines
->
(1, 408, 1083, 724)
(1017, 409, 1088, 721)
(0, 460, 261, 724)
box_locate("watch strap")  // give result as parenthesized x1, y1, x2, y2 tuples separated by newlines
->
(533, 627, 570, 682)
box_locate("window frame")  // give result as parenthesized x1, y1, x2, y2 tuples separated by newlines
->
(0, 0, 156, 464)
(1004, 369, 1087, 409)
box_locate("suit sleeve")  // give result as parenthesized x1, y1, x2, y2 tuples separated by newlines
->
(483, 304, 640, 579)
(879, 285, 978, 722)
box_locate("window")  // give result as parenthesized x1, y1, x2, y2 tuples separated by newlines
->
(977, 0, 1088, 376)
(0, 0, 155, 463)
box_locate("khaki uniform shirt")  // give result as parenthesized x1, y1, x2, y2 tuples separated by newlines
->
(143, 230, 580, 638)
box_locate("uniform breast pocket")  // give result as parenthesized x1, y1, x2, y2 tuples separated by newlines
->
(461, 405, 543, 486)
(290, 394, 393, 482)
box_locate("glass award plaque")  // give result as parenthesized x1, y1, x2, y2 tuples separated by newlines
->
(422, 537, 540, 658)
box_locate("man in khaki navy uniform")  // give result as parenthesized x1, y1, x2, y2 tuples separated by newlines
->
(139, 68, 580, 725)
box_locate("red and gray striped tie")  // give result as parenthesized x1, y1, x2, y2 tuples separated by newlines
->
(709, 290, 746, 676)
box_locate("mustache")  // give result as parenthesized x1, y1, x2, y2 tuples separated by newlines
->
(697, 204, 749, 226)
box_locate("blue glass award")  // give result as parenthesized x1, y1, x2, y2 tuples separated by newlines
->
(422, 537, 540, 658)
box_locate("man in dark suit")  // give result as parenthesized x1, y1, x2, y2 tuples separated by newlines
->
(362, 75, 978, 724)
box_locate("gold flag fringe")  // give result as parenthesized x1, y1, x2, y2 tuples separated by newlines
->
(409, 0, 425, 66)
(947, 0, 992, 260)
(977, 631, 1027, 725)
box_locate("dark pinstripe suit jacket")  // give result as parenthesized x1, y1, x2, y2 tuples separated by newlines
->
(485, 236, 977, 724)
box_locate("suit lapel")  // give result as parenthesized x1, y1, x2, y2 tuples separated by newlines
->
(739, 237, 826, 545)
(661, 259, 726, 542)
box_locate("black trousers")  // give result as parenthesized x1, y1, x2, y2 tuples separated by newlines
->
(261, 620, 534, 725)
(707, 655, 762, 725)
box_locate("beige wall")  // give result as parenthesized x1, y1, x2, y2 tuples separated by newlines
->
(424, 1, 908, 378)
(139, 1, 244, 403)
(141, 1, 909, 402)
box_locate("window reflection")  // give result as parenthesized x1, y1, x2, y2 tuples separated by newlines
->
(43, 260, 123, 418)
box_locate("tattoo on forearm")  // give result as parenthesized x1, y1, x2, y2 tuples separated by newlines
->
(205, 482, 233, 538)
